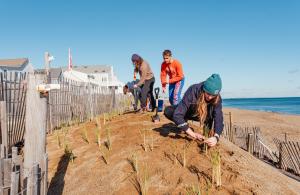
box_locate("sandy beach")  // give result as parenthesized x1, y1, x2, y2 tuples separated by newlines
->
(223, 107, 300, 148)
(47, 108, 300, 194)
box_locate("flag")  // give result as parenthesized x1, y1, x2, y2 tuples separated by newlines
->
(68, 48, 72, 71)
(48, 55, 55, 62)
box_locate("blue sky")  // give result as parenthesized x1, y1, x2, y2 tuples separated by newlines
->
(1, 0, 299, 98)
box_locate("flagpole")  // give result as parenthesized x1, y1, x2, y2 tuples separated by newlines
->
(68, 48, 72, 71)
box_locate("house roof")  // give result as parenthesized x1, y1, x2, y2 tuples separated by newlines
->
(49, 68, 63, 79)
(70, 65, 112, 74)
(0, 58, 29, 68)
(34, 68, 63, 77)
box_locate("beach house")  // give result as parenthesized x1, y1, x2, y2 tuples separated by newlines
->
(35, 65, 124, 94)
(0, 58, 33, 72)
(63, 65, 124, 94)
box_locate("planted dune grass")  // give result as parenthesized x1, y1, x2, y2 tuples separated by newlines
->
(130, 162, 150, 195)
(94, 117, 102, 150)
(210, 150, 221, 187)
(81, 124, 90, 144)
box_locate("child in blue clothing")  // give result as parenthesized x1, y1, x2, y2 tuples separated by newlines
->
(123, 80, 142, 111)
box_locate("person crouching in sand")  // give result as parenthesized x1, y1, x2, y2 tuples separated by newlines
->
(123, 79, 142, 111)
(164, 74, 224, 147)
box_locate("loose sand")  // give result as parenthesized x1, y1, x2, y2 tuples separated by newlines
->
(47, 109, 300, 195)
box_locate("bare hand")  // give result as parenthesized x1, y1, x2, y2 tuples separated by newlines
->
(133, 84, 138, 88)
(186, 128, 204, 140)
(194, 133, 205, 140)
(204, 137, 218, 147)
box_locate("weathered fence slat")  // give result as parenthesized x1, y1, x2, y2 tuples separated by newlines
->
(0, 101, 8, 157)
(223, 115, 300, 177)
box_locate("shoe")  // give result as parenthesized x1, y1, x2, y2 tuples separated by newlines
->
(136, 108, 146, 114)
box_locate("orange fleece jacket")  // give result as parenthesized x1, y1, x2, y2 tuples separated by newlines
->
(160, 59, 184, 87)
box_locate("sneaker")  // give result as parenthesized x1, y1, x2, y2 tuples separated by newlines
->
(136, 108, 146, 114)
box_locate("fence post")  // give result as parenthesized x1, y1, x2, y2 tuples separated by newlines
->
(279, 142, 283, 169)
(0, 158, 4, 195)
(229, 112, 233, 142)
(88, 82, 93, 120)
(10, 171, 19, 195)
(284, 133, 287, 142)
(0, 101, 8, 157)
(24, 73, 47, 195)
(0, 144, 5, 158)
(33, 164, 39, 195)
(11, 147, 18, 168)
(247, 133, 254, 154)
(41, 153, 48, 195)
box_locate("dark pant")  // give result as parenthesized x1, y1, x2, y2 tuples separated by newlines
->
(140, 77, 156, 109)
(132, 88, 141, 110)
(164, 105, 215, 134)
(164, 105, 199, 122)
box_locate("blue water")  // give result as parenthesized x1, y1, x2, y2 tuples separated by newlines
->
(223, 97, 300, 115)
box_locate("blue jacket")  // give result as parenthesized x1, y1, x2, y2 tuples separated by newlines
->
(173, 82, 224, 135)
(126, 80, 141, 94)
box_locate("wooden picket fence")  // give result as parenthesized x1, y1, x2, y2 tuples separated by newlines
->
(0, 72, 48, 195)
(223, 112, 299, 179)
(273, 138, 300, 176)
(0, 72, 27, 151)
(0, 145, 48, 195)
(47, 78, 129, 132)
(223, 123, 277, 162)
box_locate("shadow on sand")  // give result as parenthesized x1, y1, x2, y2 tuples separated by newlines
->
(47, 153, 71, 195)
(152, 122, 194, 142)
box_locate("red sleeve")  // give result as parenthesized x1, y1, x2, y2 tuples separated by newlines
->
(160, 62, 167, 87)
(169, 60, 184, 83)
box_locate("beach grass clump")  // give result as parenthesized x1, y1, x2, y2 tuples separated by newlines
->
(188, 165, 212, 194)
(202, 126, 210, 154)
(128, 153, 139, 174)
(94, 117, 102, 149)
(180, 141, 192, 168)
(62, 126, 69, 135)
(176, 141, 193, 168)
(81, 125, 90, 144)
(184, 184, 201, 195)
(64, 143, 76, 163)
(103, 113, 107, 125)
(139, 129, 148, 152)
(211, 150, 221, 187)
(131, 163, 149, 195)
(150, 132, 154, 151)
(169, 141, 179, 165)
(56, 130, 61, 148)
(105, 127, 112, 151)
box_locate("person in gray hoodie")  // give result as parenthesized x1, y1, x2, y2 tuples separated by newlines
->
(131, 54, 156, 112)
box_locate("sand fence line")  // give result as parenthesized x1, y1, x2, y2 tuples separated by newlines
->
(223, 112, 300, 180)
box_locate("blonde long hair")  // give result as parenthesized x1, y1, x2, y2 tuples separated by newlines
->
(197, 92, 220, 128)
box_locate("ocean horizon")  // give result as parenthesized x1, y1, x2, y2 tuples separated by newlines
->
(223, 97, 300, 115)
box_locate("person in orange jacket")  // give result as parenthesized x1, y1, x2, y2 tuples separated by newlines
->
(160, 50, 185, 105)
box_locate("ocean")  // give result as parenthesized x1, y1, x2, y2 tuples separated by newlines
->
(223, 97, 300, 115)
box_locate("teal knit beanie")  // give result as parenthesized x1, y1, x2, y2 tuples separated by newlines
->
(203, 74, 222, 95)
